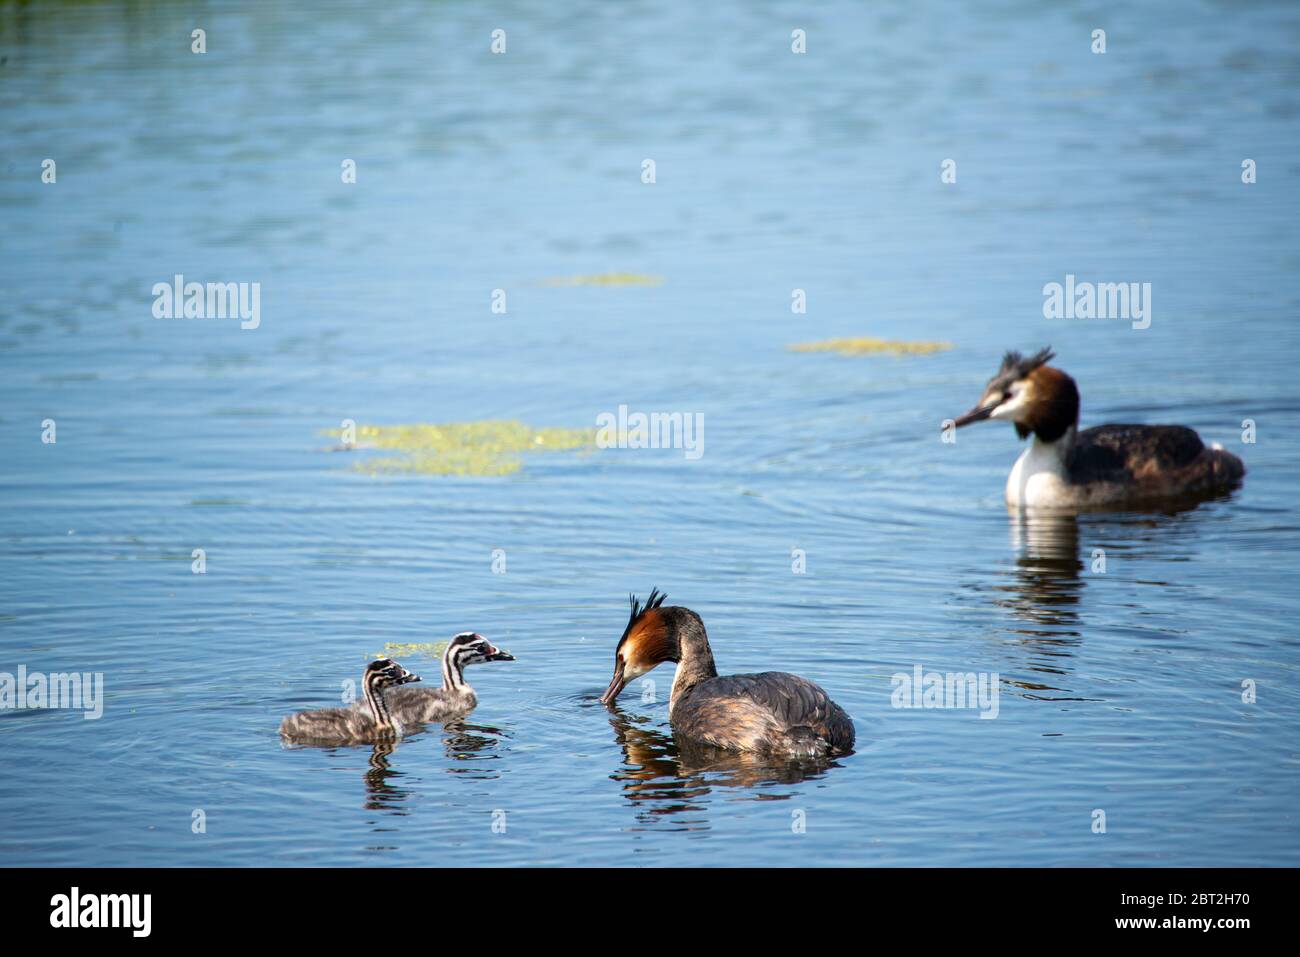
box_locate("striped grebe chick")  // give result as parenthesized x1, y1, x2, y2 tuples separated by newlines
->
(280, 658, 421, 745)
(383, 632, 514, 725)
(599, 590, 855, 758)
(951, 347, 1245, 510)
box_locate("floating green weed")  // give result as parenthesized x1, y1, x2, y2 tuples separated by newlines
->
(325, 420, 595, 476)
(372, 641, 447, 660)
(787, 337, 952, 357)
(540, 272, 664, 287)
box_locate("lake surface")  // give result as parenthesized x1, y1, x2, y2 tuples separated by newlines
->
(2, 0, 1298, 867)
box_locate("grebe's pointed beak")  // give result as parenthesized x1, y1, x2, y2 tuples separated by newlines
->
(952, 403, 996, 428)
(488, 647, 514, 662)
(397, 668, 422, 685)
(600, 659, 627, 706)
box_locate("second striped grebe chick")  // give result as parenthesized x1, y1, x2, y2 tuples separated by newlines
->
(280, 658, 421, 745)
(951, 347, 1246, 509)
(383, 632, 514, 725)
(599, 590, 855, 758)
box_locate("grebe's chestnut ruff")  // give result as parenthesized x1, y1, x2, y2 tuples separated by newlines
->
(280, 658, 421, 745)
(951, 347, 1245, 510)
(383, 632, 514, 725)
(600, 590, 855, 758)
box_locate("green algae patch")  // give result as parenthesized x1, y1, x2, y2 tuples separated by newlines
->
(327, 420, 595, 477)
(373, 641, 447, 661)
(540, 272, 664, 287)
(787, 337, 952, 357)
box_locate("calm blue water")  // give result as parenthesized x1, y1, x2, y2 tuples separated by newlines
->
(2, 0, 1298, 866)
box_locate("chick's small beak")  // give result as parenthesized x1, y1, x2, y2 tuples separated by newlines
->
(488, 647, 514, 662)
(951, 403, 996, 428)
(600, 659, 627, 706)
(399, 670, 422, 685)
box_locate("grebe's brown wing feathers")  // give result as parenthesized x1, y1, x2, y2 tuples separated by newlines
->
(677, 672, 855, 756)
(1070, 425, 1201, 476)
(1068, 424, 1243, 494)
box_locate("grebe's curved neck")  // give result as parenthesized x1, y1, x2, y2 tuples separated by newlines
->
(363, 673, 397, 734)
(442, 646, 471, 694)
(669, 612, 718, 707)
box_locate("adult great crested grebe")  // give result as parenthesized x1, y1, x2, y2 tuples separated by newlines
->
(599, 590, 855, 758)
(280, 658, 421, 745)
(382, 632, 514, 725)
(950, 347, 1245, 509)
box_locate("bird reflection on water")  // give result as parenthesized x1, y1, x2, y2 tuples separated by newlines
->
(1001, 509, 1085, 632)
(993, 500, 1229, 704)
(362, 742, 408, 813)
(360, 721, 507, 813)
(438, 721, 508, 779)
(604, 709, 844, 831)
(993, 509, 1099, 704)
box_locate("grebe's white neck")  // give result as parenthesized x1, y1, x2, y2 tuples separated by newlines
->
(1035, 425, 1075, 458)
(1006, 426, 1075, 508)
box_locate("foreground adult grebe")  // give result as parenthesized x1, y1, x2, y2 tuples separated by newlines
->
(280, 658, 421, 745)
(950, 347, 1245, 509)
(599, 590, 855, 757)
(383, 632, 514, 725)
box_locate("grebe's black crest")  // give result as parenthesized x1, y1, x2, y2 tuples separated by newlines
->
(994, 346, 1054, 388)
(617, 587, 667, 652)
